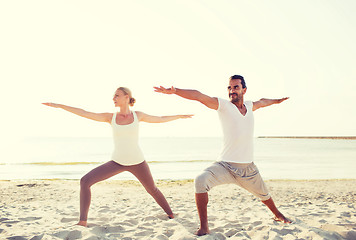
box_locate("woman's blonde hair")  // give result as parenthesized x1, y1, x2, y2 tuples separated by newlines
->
(117, 87, 136, 106)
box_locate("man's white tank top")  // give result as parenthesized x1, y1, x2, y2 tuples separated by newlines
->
(111, 111, 145, 166)
(217, 98, 254, 163)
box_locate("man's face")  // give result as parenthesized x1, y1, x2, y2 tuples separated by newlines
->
(228, 79, 246, 103)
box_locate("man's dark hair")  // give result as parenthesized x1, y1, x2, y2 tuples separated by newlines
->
(229, 75, 247, 89)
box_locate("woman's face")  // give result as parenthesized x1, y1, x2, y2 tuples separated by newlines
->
(113, 89, 129, 107)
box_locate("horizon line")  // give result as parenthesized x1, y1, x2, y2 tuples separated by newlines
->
(258, 136, 356, 139)
(24, 135, 356, 139)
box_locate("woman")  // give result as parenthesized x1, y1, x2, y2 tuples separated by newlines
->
(42, 87, 192, 227)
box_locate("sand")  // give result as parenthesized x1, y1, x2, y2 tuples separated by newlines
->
(0, 179, 355, 240)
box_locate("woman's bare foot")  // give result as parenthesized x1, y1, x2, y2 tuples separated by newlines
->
(168, 214, 175, 219)
(76, 220, 88, 227)
(195, 227, 210, 236)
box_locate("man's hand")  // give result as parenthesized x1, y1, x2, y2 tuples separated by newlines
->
(153, 86, 176, 94)
(274, 97, 289, 104)
(154, 86, 219, 110)
(253, 97, 289, 111)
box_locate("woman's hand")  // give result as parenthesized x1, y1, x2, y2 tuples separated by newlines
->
(137, 111, 193, 123)
(178, 114, 193, 119)
(42, 103, 112, 123)
(42, 102, 62, 108)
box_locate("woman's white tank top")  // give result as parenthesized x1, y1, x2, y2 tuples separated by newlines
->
(111, 111, 145, 166)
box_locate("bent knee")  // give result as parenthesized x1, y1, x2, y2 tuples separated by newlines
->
(80, 176, 94, 188)
(145, 185, 159, 196)
(195, 171, 212, 194)
(258, 193, 271, 201)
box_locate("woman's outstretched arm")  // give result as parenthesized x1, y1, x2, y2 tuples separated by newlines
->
(135, 111, 193, 123)
(42, 103, 112, 123)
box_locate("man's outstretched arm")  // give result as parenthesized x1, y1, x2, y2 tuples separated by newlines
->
(154, 86, 219, 110)
(252, 97, 289, 111)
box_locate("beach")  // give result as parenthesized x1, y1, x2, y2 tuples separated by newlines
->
(1, 179, 355, 240)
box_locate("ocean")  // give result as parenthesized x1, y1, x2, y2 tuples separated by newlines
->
(1, 137, 355, 180)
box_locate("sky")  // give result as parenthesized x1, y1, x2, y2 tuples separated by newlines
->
(1, 0, 355, 140)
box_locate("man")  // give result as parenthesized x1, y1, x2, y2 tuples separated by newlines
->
(154, 75, 291, 236)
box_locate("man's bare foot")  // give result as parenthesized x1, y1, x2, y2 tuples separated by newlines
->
(76, 220, 87, 227)
(195, 228, 210, 236)
(273, 214, 292, 223)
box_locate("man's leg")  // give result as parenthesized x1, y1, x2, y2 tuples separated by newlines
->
(194, 162, 235, 236)
(233, 162, 292, 223)
(262, 197, 291, 223)
(195, 192, 210, 236)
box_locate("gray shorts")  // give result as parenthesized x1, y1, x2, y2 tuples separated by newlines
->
(195, 161, 270, 201)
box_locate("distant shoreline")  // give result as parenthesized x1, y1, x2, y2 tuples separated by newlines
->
(258, 136, 356, 140)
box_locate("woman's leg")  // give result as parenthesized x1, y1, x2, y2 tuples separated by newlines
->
(78, 161, 125, 225)
(129, 161, 173, 217)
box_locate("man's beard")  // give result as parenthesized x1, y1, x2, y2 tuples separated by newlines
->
(229, 93, 241, 102)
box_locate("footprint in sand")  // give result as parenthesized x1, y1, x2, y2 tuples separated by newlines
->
(239, 217, 250, 222)
(235, 232, 250, 238)
(179, 212, 192, 219)
(126, 212, 138, 217)
(141, 222, 154, 227)
(151, 207, 160, 211)
(155, 234, 169, 240)
(7, 236, 27, 240)
(163, 222, 178, 227)
(97, 217, 110, 223)
(225, 229, 238, 237)
(163, 229, 174, 238)
(255, 226, 270, 231)
(60, 217, 77, 223)
(223, 223, 238, 229)
(115, 219, 137, 227)
(143, 216, 157, 222)
(52, 230, 82, 239)
(107, 226, 125, 233)
(117, 222, 134, 227)
(29, 234, 44, 240)
(341, 212, 351, 217)
(252, 220, 263, 226)
(91, 226, 124, 234)
(71, 212, 79, 217)
(4, 220, 20, 224)
(127, 219, 138, 225)
(270, 227, 300, 236)
(99, 208, 110, 213)
(211, 227, 224, 233)
(106, 233, 124, 239)
(210, 232, 226, 240)
(134, 230, 154, 237)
